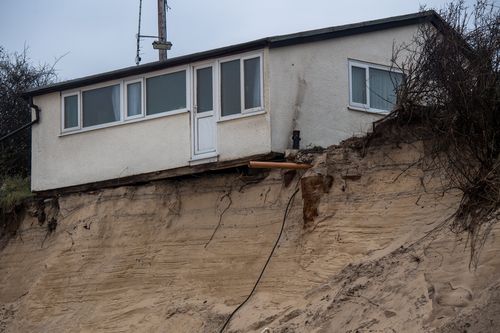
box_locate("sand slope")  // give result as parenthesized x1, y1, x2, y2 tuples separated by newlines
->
(1, 142, 499, 332)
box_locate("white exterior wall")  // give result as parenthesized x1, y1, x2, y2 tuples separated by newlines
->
(268, 25, 419, 151)
(32, 93, 192, 191)
(217, 114, 271, 161)
(32, 51, 271, 191)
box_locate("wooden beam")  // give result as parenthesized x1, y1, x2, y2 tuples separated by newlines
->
(34, 152, 283, 197)
(248, 161, 312, 170)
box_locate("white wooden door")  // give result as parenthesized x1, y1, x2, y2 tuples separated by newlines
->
(192, 64, 216, 157)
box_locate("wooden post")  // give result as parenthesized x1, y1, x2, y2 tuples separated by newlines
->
(157, 0, 167, 61)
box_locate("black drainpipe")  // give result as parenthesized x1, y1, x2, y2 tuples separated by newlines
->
(292, 130, 301, 149)
(0, 97, 41, 143)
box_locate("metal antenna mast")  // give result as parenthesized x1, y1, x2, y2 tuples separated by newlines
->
(135, 0, 173, 65)
(152, 0, 172, 60)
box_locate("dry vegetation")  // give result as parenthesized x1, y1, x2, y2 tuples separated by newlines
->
(0, 176, 32, 249)
(362, 0, 499, 267)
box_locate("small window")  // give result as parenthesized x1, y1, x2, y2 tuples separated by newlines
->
(349, 60, 403, 113)
(82, 84, 121, 127)
(351, 66, 367, 104)
(63, 94, 79, 129)
(221, 60, 241, 117)
(146, 70, 186, 115)
(126, 81, 143, 118)
(220, 55, 263, 118)
(244, 57, 261, 110)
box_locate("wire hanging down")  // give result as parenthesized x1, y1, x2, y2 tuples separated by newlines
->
(218, 185, 300, 333)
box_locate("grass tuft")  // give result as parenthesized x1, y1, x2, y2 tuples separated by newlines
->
(0, 176, 32, 212)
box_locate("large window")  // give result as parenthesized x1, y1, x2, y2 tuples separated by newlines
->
(61, 68, 188, 133)
(146, 70, 186, 115)
(220, 55, 262, 118)
(82, 84, 121, 127)
(349, 60, 403, 113)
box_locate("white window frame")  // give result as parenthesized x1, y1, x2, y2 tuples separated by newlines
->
(59, 66, 190, 136)
(79, 80, 124, 131)
(61, 91, 81, 132)
(348, 59, 403, 114)
(218, 52, 264, 121)
(124, 78, 145, 120)
(144, 66, 190, 118)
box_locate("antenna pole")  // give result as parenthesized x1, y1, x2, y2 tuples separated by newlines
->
(157, 0, 167, 61)
(135, 0, 143, 65)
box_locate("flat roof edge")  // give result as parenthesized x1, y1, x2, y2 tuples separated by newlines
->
(25, 10, 440, 97)
(24, 38, 270, 97)
(269, 11, 438, 48)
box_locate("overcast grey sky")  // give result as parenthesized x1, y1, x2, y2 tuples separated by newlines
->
(0, 0, 477, 81)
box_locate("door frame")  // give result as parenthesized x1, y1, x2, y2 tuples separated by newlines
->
(190, 62, 218, 160)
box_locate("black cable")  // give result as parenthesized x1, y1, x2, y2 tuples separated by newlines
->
(218, 185, 300, 333)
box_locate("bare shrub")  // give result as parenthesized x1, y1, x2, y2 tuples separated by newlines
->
(0, 46, 57, 177)
(369, 0, 499, 267)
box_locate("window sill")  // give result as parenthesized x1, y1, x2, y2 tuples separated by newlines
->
(217, 109, 266, 123)
(59, 109, 189, 137)
(347, 106, 389, 116)
(189, 153, 218, 165)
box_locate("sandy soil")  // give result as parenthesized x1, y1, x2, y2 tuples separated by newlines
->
(0, 141, 499, 332)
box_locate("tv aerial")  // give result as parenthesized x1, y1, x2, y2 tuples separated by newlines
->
(136, 0, 173, 65)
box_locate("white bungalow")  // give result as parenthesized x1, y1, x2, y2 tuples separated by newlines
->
(25, 11, 442, 193)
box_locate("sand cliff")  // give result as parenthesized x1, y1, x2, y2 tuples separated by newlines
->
(1, 142, 499, 332)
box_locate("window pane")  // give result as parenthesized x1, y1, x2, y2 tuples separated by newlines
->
(64, 95, 78, 128)
(369, 68, 403, 111)
(244, 57, 261, 109)
(221, 60, 241, 117)
(351, 66, 366, 104)
(146, 70, 186, 115)
(82, 84, 120, 127)
(127, 82, 142, 117)
(196, 67, 213, 113)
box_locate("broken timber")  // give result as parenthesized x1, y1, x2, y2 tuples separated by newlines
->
(248, 161, 312, 170)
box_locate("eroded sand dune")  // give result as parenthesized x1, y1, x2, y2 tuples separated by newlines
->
(1, 142, 499, 332)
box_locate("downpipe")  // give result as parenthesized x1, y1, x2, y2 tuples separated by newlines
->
(0, 97, 40, 143)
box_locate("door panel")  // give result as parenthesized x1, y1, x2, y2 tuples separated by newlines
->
(193, 65, 216, 156)
(197, 116, 215, 152)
